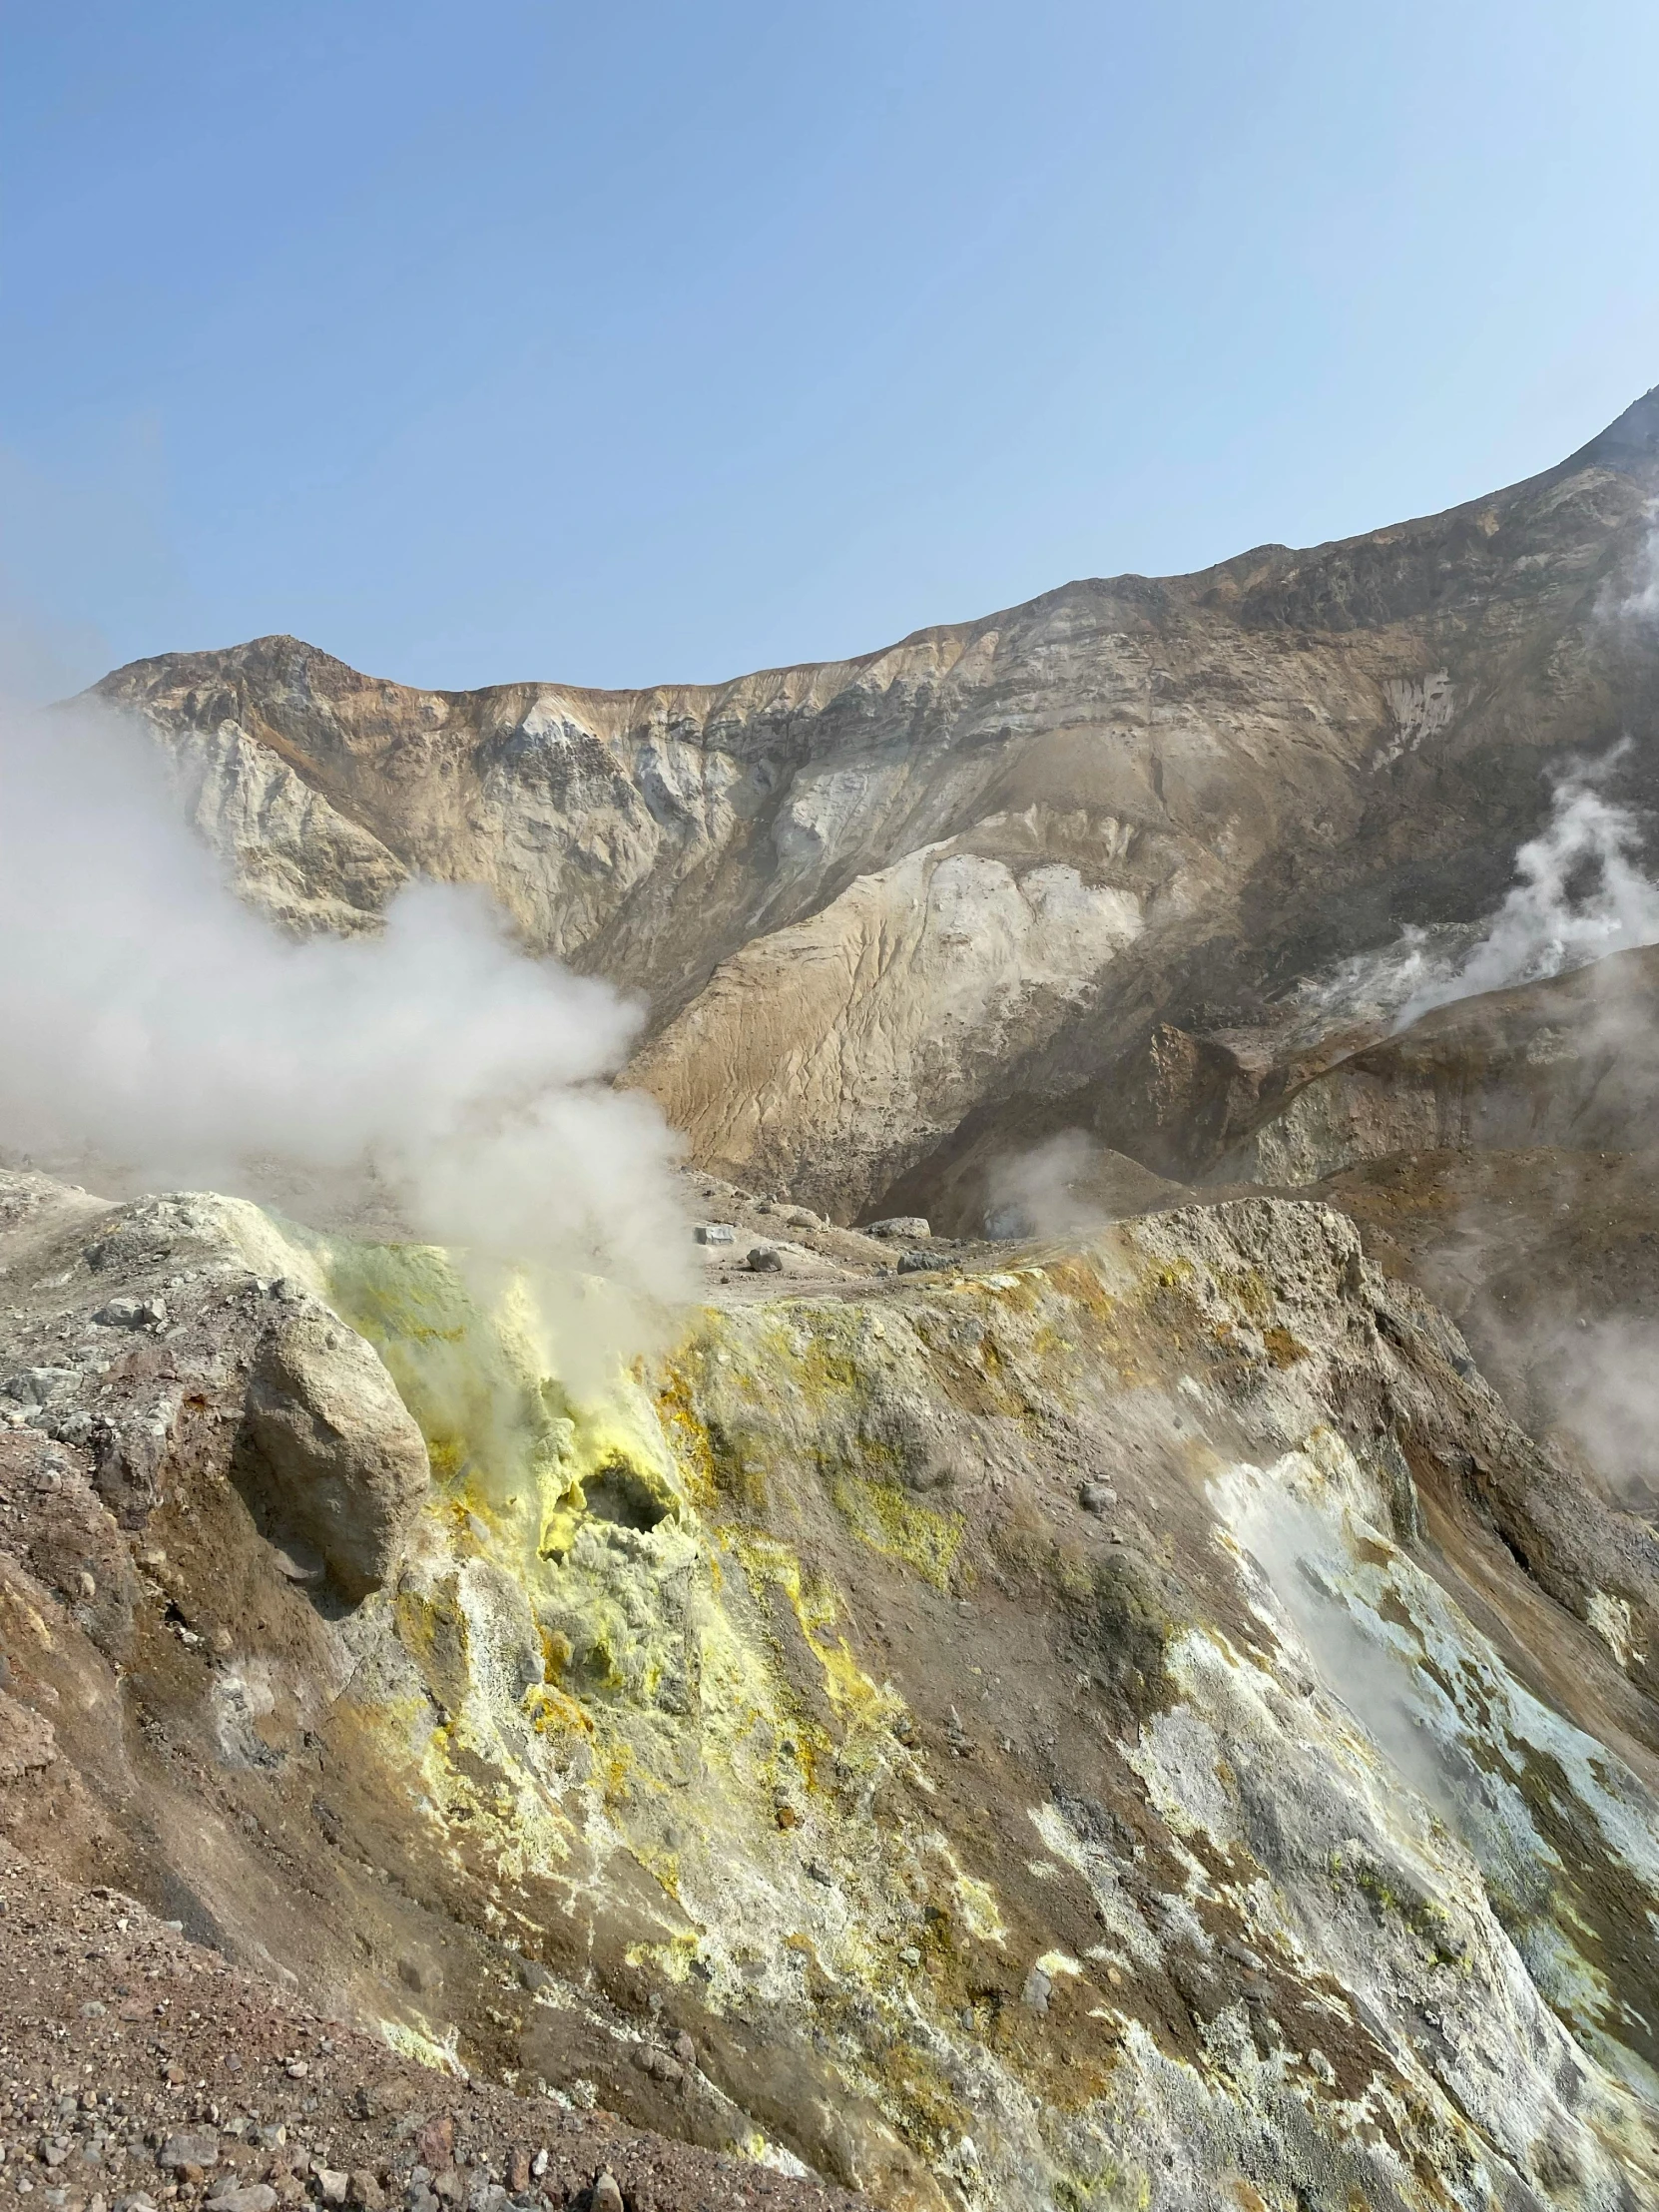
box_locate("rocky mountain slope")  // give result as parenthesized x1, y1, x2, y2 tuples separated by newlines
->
(16, 382, 1659, 2210)
(91, 390, 1659, 1226)
(5, 1168, 1659, 2210)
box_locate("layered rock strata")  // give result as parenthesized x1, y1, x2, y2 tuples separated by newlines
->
(91, 391, 1659, 1223)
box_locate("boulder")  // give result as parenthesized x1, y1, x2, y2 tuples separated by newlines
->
(236, 1308, 429, 1600)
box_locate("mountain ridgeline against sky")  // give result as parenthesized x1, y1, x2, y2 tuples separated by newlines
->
(91, 385, 1659, 1226)
(6, 386, 1659, 2212)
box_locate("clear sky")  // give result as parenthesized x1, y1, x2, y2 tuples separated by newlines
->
(4, 1, 1659, 699)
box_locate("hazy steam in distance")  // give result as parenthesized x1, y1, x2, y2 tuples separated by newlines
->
(1274, 750, 1659, 1044)
(0, 697, 694, 1353)
(1393, 748, 1659, 1026)
(983, 1131, 1109, 1241)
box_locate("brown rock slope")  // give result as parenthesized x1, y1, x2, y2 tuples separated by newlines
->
(0, 1846, 864, 2212)
(91, 390, 1659, 1224)
(6, 1167, 1659, 2208)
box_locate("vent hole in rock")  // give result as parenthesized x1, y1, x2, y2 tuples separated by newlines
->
(584, 1461, 669, 1533)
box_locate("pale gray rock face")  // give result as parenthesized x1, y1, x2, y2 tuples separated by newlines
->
(236, 1305, 429, 1600)
(91, 389, 1659, 1221)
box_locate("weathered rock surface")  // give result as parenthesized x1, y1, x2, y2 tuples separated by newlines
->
(1208, 942, 1659, 1188)
(4, 1166, 1659, 2207)
(238, 1306, 430, 1599)
(91, 388, 1659, 1222)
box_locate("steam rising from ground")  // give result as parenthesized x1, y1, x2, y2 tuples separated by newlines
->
(983, 1132, 1182, 1240)
(1393, 749, 1659, 1025)
(0, 699, 693, 1372)
(1271, 750, 1659, 1044)
(1609, 502, 1659, 628)
(1543, 1317, 1659, 1510)
(983, 1131, 1109, 1240)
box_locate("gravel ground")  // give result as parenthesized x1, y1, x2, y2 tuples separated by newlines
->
(0, 1849, 867, 2212)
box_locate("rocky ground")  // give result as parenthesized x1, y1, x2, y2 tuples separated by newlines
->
(4, 1160, 1659, 2208)
(678, 1173, 994, 1304)
(0, 1846, 862, 2212)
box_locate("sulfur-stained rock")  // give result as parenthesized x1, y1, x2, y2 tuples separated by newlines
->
(236, 1307, 429, 1600)
(6, 1161, 1659, 2209)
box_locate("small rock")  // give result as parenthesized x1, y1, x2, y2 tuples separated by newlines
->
(1023, 1963, 1053, 2015)
(206, 2190, 278, 2212)
(159, 2139, 220, 2180)
(412, 2123, 453, 2175)
(344, 2178, 382, 2212)
(3, 1368, 82, 1406)
(283, 2060, 308, 2080)
(311, 2174, 347, 2208)
(1078, 1481, 1117, 1514)
(526, 2155, 547, 2185)
(671, 2030, 697, 2069)
(634, 2047, 682, 2084)
(503, 2154, 529, 2199)
(93, 1299, 167, 1331)
(589, 2177, 623, 2212)
(268, 1543, 325, 1585)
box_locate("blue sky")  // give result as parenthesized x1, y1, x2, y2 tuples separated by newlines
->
(4, 1, 1659, 698)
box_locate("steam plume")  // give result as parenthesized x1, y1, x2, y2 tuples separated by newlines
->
(1277, 751, 1659, 1042)
(1393, 748, 1659, 1026)
(0, 696, 693, 1357)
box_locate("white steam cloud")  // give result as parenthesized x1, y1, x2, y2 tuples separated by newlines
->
(1276, 750, 1659, 1044)
(983, 1131, 1182, 1240)
(0, 697, 693, 1361)
(1392, 748, 1659, 1027)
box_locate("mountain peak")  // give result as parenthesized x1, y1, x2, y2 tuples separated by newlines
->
(1568, 380, 1659, 471)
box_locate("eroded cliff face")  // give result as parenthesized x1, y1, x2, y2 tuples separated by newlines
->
(5, 1169, 1659, 2209)
(89, 391, 1659, 1222)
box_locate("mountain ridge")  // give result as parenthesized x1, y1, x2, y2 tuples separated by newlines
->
(88, 385, 1659, 1224)
(91, 379, 1659, 707)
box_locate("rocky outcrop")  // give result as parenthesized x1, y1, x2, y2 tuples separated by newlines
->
(1210, 942, 1659, 1186)
(5, 1166, 1659, 2207)
(91, 389, 1659, 1220)
(238, 1306, 430, 1599)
